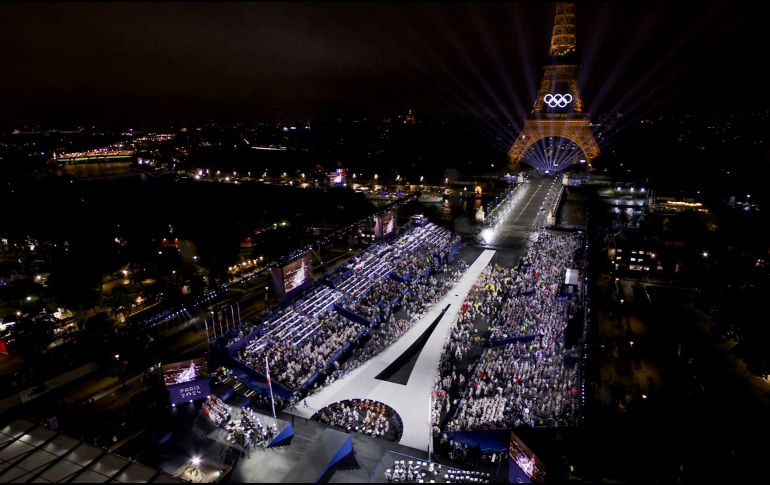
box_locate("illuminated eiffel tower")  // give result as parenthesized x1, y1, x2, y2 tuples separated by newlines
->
(508, 2, 600, 170)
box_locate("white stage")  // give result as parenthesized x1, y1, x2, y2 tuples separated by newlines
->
(287, 249, 496, 451)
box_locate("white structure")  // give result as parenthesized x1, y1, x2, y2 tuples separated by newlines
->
(288, 250, 496, 451)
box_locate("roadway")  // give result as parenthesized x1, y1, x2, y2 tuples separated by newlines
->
(480, 174, 562, 266)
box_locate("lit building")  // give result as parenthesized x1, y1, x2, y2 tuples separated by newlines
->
(405, 109, 416, 125)
(328, 168, 347, 187)
(608, 230, 660, 273)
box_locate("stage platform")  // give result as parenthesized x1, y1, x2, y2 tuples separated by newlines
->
(201, 401, 293, 451)
(287, 249, 496, 451)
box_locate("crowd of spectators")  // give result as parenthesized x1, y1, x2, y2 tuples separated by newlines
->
(234, 221, 462, 394)
(435, 231, 583, 433)
(356, 279, 403, 320)
(314, 264, 468, 392)
(239, 310, 365, 390)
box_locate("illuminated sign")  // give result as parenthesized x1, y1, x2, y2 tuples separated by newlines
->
(543, 93, 572, 108)
(168, 380, 211, 404)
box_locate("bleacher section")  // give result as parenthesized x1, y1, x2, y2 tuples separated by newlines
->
(232, 222, 461, 394)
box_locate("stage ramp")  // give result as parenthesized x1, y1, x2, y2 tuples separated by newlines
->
(281, 428, 353, 483)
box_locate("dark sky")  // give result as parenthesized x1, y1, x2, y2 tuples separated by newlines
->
(0, 2, 764, 127)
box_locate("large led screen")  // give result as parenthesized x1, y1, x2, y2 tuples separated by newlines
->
(163, 357, 209, 387)
(381, 211, 396, 237)
(281, 253, 312, 294)
(509, 431, 546, 482)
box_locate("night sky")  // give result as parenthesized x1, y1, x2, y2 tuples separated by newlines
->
(0, 2, 765, 127)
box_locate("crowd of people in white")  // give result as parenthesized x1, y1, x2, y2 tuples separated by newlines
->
(435, 231, 583, 432)
(385, 459, 492, 483)
(202, 395, 279, 449)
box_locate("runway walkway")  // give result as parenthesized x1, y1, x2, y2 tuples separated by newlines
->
(287, 249, 496, 451)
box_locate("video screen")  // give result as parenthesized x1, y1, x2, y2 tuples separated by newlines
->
(381, 211, 396, 236)
(282, 253, 312, 294)
(510, 431, 546, 482)
(162, 357, 209, 387)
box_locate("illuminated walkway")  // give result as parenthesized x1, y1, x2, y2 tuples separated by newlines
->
(287, 249, 496, 451)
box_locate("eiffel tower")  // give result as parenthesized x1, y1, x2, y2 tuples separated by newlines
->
(508, 2, 600, 170)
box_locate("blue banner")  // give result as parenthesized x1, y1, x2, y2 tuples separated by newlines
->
(488, 334, 538, 347)
(168, 379, 211, 405)
(444, 429, 509, 454)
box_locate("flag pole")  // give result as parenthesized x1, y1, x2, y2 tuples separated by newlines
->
(265, 356, 276, 419)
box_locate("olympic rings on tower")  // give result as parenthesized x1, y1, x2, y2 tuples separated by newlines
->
(543, 93, 573, 108)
